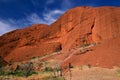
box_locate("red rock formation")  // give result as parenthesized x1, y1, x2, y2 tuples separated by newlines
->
(58, 6, 120, 51)
(0, 24, 61, 62)
(62, 37, 120, 68)
(0, 6, 120, 68)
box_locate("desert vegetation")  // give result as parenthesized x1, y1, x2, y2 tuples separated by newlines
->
(0, 39, 118, 80)
(0, 52, 65, 80)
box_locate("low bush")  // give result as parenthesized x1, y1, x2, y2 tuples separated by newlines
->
(13, 70, 37, 77)
(88, 64, 91, 68)
(45, 67, 53, 72)
(0, 70, 11, 76)
(0, 70, 37, 77)
(81, 43, 90, 47)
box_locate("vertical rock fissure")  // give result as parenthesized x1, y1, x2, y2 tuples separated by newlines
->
(84, 18, 96, 44)
(91, 18, 95, 31)
(91, 23, 94, 30)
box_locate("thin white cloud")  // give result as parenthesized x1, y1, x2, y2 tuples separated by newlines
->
(43, 9, 65, 24)
(25, 11, 64, 25)
(44, 0, 73, 24)
(0, 13, 47, 35)
(0, 0, 74, 35)
(0, 21, 17, 35)
(26, 13, 46, 24)
(0, 9, 65, 35)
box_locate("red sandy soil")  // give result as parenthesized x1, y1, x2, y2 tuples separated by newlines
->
(0, 6, 120, 68)
(65, 67, 120, 80)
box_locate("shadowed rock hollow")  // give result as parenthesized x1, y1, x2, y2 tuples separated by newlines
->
(0, 6, 120, 68)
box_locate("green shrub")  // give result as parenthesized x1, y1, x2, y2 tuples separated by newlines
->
(69, 65, 74, 68)
(0, 70, 37, 77)
(12, 70, 27, 77)
(81, 43, 90, 47)
(88, 64, 91, 68)
(45, 67, 53, 72)
(0, 70, 11, 76)
(32, 56, 36, 59)
(14, 70, 37, 77)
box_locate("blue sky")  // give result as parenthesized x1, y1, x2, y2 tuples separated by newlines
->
(0, 0, 120, 35)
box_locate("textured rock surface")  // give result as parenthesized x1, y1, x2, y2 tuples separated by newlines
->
(0, 6, 120, 68)
(62, 37, 120, 68)
(58, 6, 120, 51)
(0, 24, 61, 62)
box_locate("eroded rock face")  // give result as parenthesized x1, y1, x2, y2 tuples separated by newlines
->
(0, 24, 61, 62)
(59, 7, 96, 51)
(0, 6, 120, 68)
(56, 6, 120, 51)
(62, 37, 120, 68)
